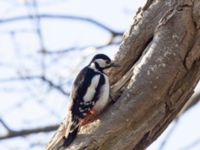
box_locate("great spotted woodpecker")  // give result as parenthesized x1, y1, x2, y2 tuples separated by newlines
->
(46, 54, 118, 150)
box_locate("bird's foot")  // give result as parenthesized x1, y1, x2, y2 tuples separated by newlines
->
(80, 108, 97, 126)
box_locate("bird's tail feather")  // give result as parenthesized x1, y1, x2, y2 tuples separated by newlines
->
(45, 114, 80, 150)
(63, 126, 78, 147)
(62, 115, 79, 147)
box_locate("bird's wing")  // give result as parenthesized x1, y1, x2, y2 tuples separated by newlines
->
(70, 67, 105, 118)
(71, 67, 88, 102)
(46, 67, 105, 149)
(45, 68, 89, 150)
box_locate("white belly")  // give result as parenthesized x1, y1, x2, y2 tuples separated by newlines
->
(94, 75, 110, 113)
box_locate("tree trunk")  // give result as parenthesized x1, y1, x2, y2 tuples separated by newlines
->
(49, 0, 200, 149)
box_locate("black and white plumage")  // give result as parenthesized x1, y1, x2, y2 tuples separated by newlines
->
(46, 54, 117, 150)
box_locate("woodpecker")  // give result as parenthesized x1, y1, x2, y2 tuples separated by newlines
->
(46, 54, 118, 150)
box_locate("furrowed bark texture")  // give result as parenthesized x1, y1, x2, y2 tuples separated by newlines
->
(58, 0, 200, 149)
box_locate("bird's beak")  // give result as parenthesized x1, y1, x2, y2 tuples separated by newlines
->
(104, 61, 120, 70)
(110, 61, 120, 68)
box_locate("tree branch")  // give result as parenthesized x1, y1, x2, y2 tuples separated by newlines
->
(45, 0, 200, 149)
(0, 124, 59, 140)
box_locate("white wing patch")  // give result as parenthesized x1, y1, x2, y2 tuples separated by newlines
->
(94, 74, 109, 113)
(83, 74, 100, 102)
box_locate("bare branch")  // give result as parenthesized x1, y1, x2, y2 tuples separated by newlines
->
(0, 76, 41, 82)
(0, 14, 123, 36)
(41, 41, 120, 55)
(0, 124, 59, 140)
(0, 29, 36, 34)
(0, 75, 69, 96)
(41, 76, 69, 96)
(181, 137, 200, 150)
(29, 0, 45, 50)
(0, 118, 13, 132)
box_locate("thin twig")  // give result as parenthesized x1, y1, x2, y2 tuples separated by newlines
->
(0, 118, 13, 132)
(41, 41, 120, 55)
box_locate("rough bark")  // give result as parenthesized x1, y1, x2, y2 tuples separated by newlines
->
(51, 0, 200, 149)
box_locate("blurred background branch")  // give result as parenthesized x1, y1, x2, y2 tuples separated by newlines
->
(0, 124, 58, 140)
(0, 14, 123, 36)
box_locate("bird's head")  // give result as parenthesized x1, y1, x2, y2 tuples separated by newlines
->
(89, 54, 119, 72)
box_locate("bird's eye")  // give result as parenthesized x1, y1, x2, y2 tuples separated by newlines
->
(106, 60, 110, 64)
